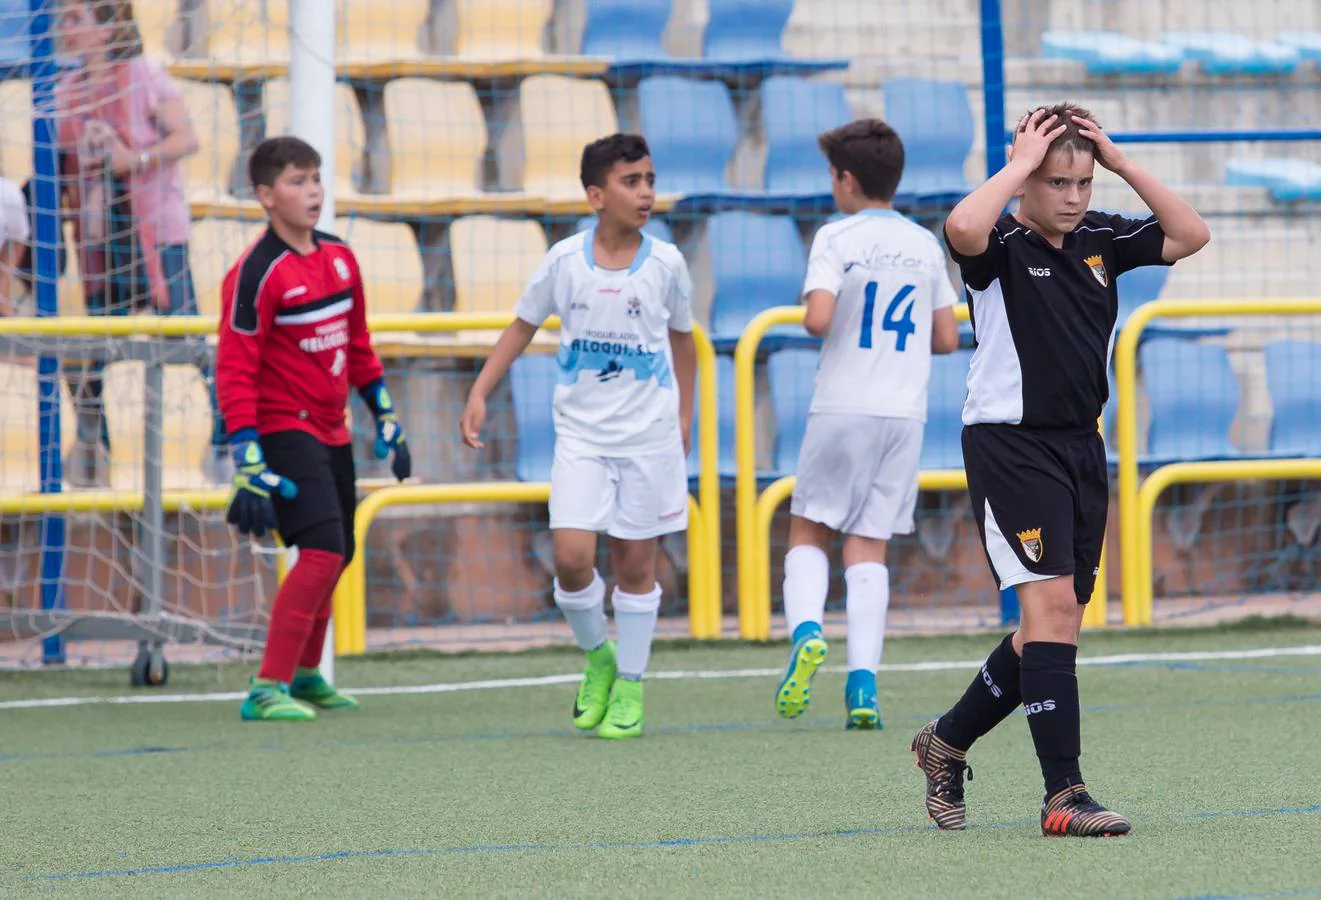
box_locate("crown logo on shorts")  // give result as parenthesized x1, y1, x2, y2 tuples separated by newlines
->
(1016, 527, 1044, 563)
(1083, 254, 1108, 288)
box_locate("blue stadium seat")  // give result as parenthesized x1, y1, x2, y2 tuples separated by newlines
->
(581, 0, 671, 61)
(576, 215, 675, 245)
(766, 348, 819, 476)
(1161, 31, 1299, 75)
(0, 1, 28, 71)
(1278, 32, 1321, 61)
(922, 350, 970, 471)
(882, 79, 974, 205)
(1264, 341, 1321, 457)
(704, 211, 811, 350)
(1139, 338, 1242, 462)
(1116, 264, 1169, 335)
(638, 76, 739, 196)
(761, 76, 852, 197)
(1039, 31, 1182, 74)
(510, 354, 559, 482)
(703, 0, 793, 61)
(1225, 158, 1321, 202)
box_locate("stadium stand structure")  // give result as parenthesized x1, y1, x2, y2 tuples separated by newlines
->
(0, 0, 1318, 660)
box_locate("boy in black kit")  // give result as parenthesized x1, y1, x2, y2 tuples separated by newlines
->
(911, 104, 1209, 835)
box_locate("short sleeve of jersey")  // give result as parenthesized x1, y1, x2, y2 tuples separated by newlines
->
(1103, 213, 1170, 275)
(943, 223, 1005, 291)
(802, 228, 843, 298)
(514, 252, 558, 327)
(667, 253, 694, 332)
(931, 258, 959, 310)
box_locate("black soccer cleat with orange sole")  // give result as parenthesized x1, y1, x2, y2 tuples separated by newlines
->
(1041, 784, 1131, 837)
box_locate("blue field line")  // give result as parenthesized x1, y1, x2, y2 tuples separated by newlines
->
(6, 691, 1321, 766)
(19, 804, 1321, 883)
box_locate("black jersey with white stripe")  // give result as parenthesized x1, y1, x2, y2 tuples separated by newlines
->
(945, 211, 1169, 432)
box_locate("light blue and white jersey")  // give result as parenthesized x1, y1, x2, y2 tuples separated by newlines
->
(803, 209, 959, 422)
(515, 227, 693, 455)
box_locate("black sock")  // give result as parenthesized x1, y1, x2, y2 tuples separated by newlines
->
(935, 633, 1023, 751)
(1020, 641, 1082, 797)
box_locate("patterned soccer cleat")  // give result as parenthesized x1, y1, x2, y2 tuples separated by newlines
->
(239, 678, 317, 722)
(572, 640, 618, 731)
(775, 625, 829, 719)
(1041, 784, 1131, 837)
(844, 669, 882, 730)
(290, 669, 359, 710)
(910, 720, 973, 830)
(597, 678, 644, 740)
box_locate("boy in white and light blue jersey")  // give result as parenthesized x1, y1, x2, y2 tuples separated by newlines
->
(775, 120, 961, 729)
(461, 134, 696, 740)
(513, 227, 692, 459)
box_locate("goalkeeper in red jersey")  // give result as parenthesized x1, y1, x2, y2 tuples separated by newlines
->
(216, 136, 411, 721)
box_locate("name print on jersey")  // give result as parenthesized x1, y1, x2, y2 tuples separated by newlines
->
(298, 319, 350, 355)
(557, 330, 673, 388)
(1027, 267, 1052, 277)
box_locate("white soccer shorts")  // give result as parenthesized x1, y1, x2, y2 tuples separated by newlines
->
(790, 413, 923, 540)
(549, 440, 690, 540)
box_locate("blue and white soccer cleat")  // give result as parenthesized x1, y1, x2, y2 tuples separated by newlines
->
(844, 669, 882, 730)
(775, 623, 829, 719)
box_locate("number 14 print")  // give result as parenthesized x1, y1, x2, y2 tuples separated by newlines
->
(859, 282, 916, 351)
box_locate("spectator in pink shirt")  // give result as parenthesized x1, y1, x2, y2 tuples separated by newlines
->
(56, 0, 226, 485)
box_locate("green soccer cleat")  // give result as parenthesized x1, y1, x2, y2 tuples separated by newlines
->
(598, 677, 644, 740)
(289, 669, 359, 711)
(240, 678, 317, 722)
(775, 624, 829, 719)
(572, 640, 618, 731)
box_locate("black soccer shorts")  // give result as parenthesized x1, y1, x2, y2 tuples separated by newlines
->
(961, 424, 1108, 604)
(260, 430, 358, 563)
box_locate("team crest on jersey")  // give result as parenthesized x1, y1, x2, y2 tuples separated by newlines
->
(1017, 527, 1044, 563)
(333, 257, 351, 281)
(1083, 254, 1108, 288)
(626, 297, 642, 318)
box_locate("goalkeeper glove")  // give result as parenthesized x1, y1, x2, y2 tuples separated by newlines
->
(225, 429, 298, 538)
(359, 378, 412, 481)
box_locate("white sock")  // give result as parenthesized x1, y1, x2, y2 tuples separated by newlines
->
(783, 545, 829, 635)
(554, 570, 608, 652)
(612, 584, 661, 679)
(845, 562, 890, 672)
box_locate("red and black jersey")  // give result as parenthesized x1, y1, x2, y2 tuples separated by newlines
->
(216, 227, 384, 446)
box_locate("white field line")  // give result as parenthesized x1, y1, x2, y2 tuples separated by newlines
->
(1, 643, 1319, 711)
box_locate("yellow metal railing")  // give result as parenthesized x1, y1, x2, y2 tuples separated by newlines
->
(1113, 298, 1321, 625)
(0, 312, 724, 649)
(1133, 459, 1321, 626)
(732, 303, 1108, 642)
(338, 485, 707, 654)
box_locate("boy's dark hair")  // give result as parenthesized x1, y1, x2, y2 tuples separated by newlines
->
(249, 136, 322, 190)
(580, 133, 651, 190)
(1019, 102, 1098, 158)
(816, 119, 904, 202)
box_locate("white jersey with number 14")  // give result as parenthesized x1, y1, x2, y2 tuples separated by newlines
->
(802, 209, 958, 422)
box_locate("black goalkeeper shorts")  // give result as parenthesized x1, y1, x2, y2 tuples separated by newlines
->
(260, 430, 357, 563)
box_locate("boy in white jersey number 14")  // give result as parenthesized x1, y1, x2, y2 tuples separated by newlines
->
(460, 134, 696, 740)
(776, 120, 961, 729)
